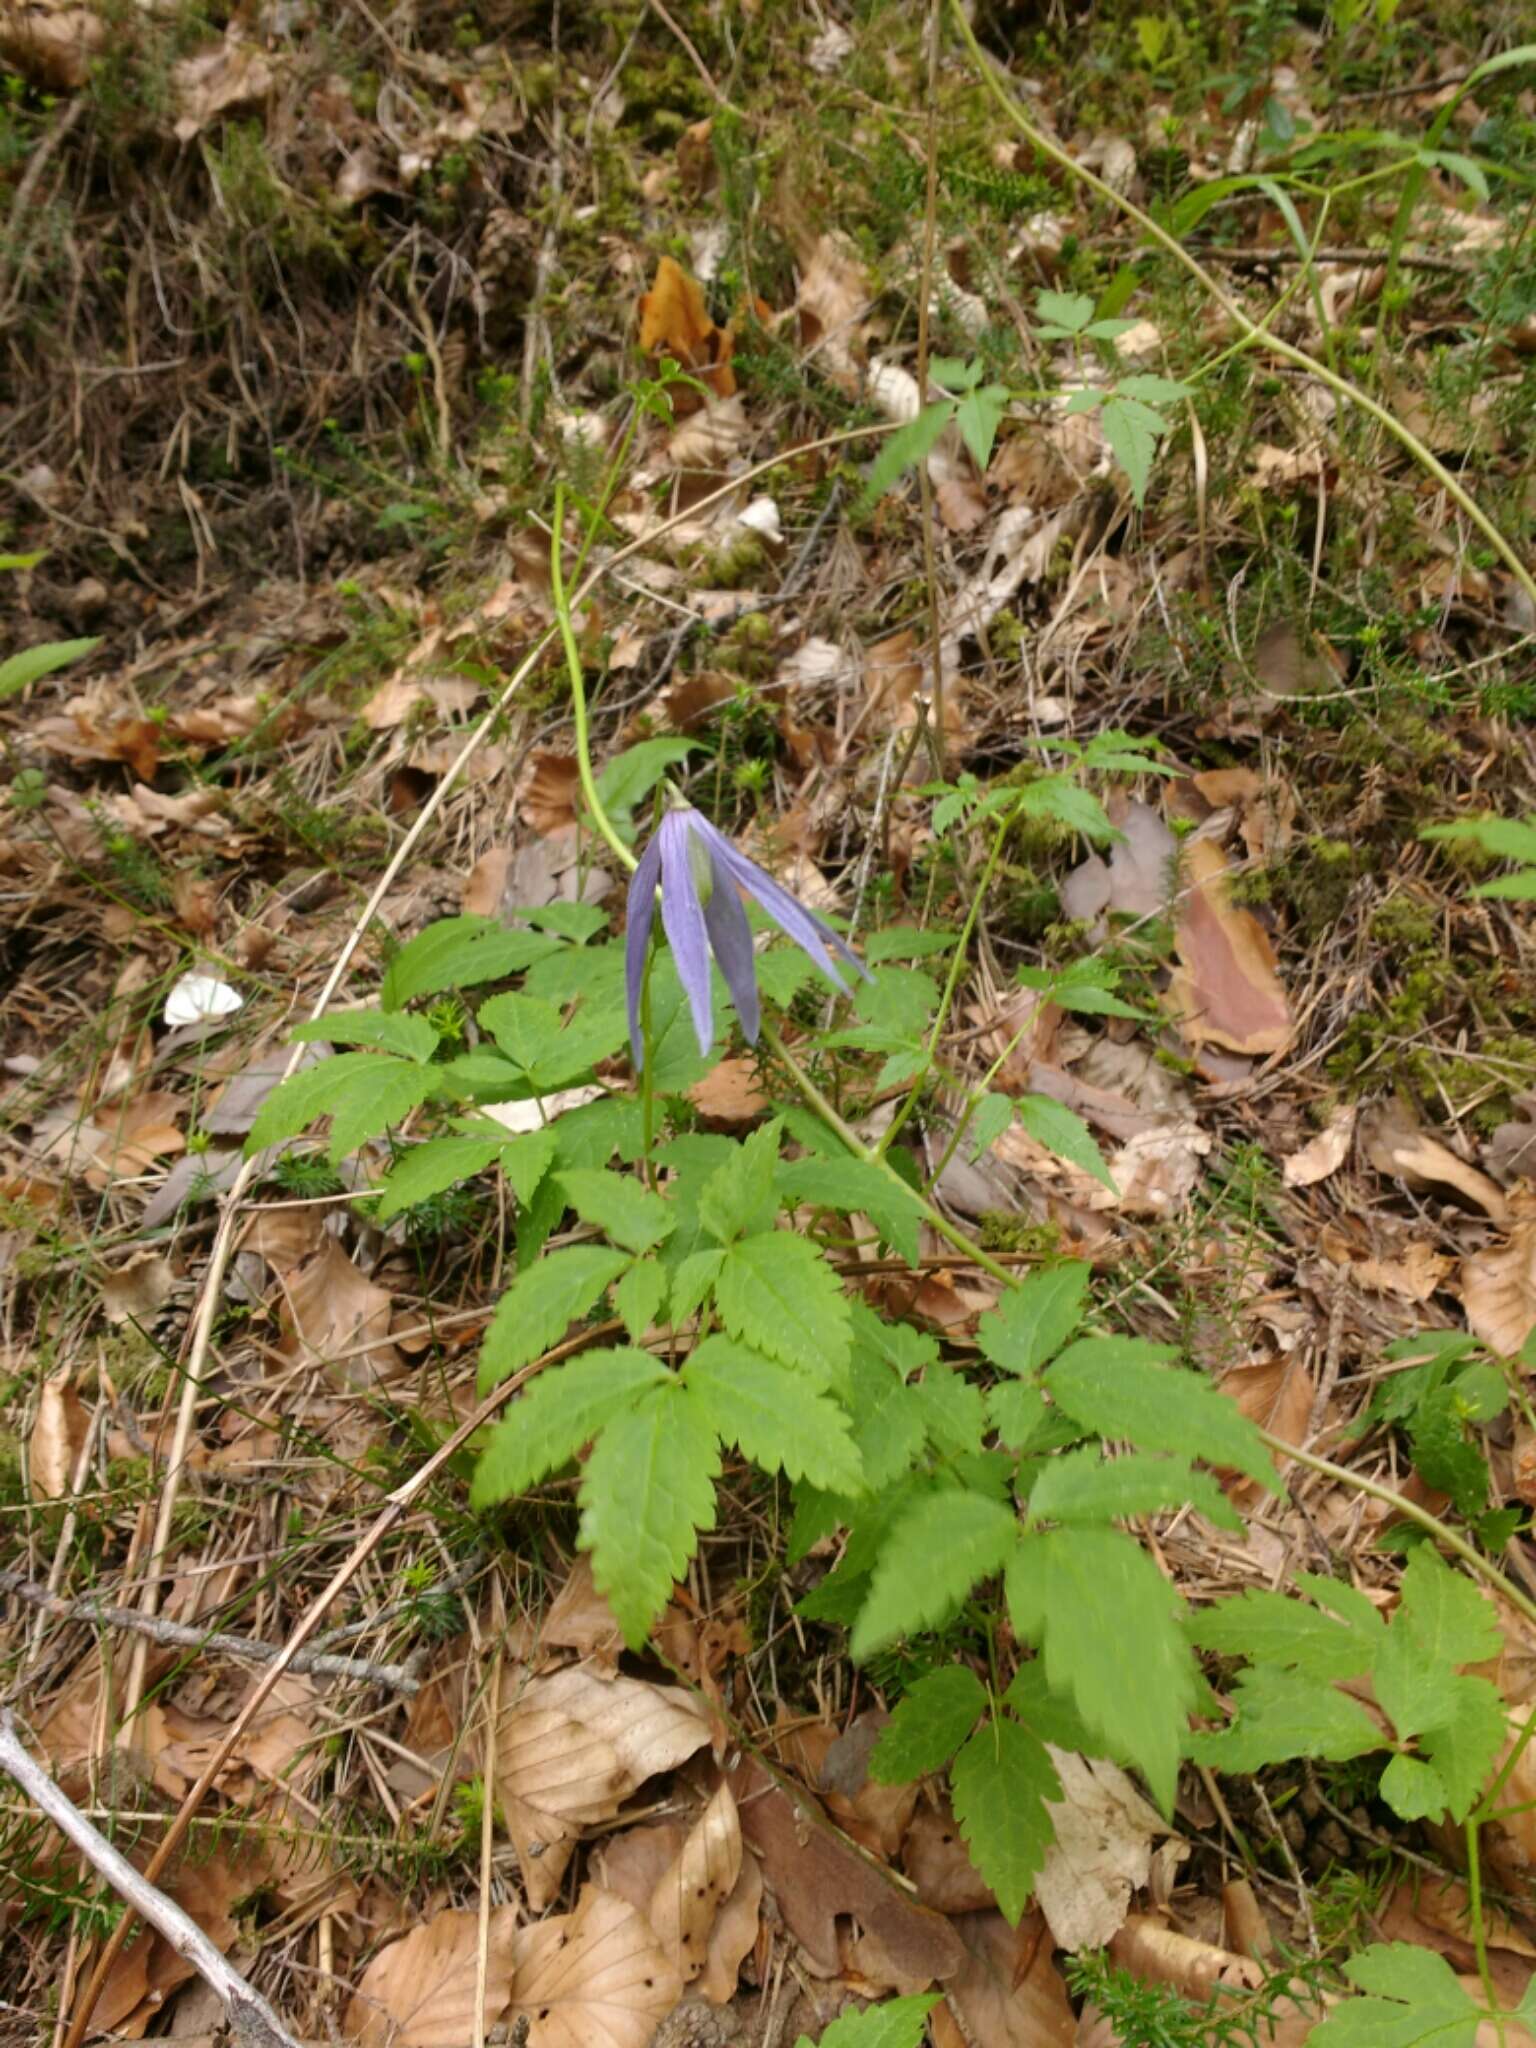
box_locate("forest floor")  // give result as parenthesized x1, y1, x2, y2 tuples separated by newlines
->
(1, 1, 1535, 2045)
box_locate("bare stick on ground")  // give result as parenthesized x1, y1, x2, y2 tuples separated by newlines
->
(0, 1710, 305, 2048)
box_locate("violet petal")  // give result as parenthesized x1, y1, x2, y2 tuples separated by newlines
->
(701, 847, 761, 1045)
(658, 810, 716, 1054)
(624, 831, 665, 1066)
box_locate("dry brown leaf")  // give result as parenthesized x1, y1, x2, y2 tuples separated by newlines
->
(1036, 1752, 1169, 1952)
(1350, 1241, 1452, 1303)
(279, 1237, 400, 1382)
(542, 1555, 625, 1667)
(1378, 1875, 1536, 2015)
(729, 1755, 963, 1982)
(649, 1780, 742, 1983)
(638, 256, 735, 401)
(462, 847, 511, 916)
(1218, 1352, 1313, 1499)
(1361, 1102, 1508, 1221)
(687, 1058, 769, 1125)
(1462, 1202, 1536, 1358)
(796, 233, 870, 394)
(360, 672, 481, 730)
(903, 1800, 996, 1915)
(171, 33, 274, 141)
(517, 749, 582, 836)
(939, 1910, 1076, 2048)
(0, 4, 105, 88)
(668, 397, 747, 468)
(31, 1367, 88, 1499)
(1167, 837, 1293, 1055)
(99, 1251, 175, 1326)
(698, 1846, 762, 2005)
(509, 1884, 681, 2048)
(1282, 1106, 1357, 1188)
(344, 1904, 518, 2047)
(1110, 1915, 1263, 1997)
(1061, 801, 1175, 928)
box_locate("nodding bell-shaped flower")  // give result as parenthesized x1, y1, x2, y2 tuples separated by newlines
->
(625, 802, 867, 1066)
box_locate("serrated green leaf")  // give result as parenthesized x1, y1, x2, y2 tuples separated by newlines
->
(951, 1717, 1061, 1924)
(324, 1058, 436, 1165)
(1016, 775, 1116, 844)
(595, 736, 696, 824)
(477, 1246, 631, 1392)
(967, 1093, 1015, 1161)
(1003, 1663, 1097, 1752)
(954, 384, 1008, 471)
(669, 1246, 725, 1326)
(1014, 1095, 1117, 1191)
(977, 1263, 1092, 1378)
(469, 1346, 669, 1504)
(1186, 1663, 1382, 1774)
(496, 1127, 562, 1203)
(375, 1132, 504, 1219)
(854, 400, 958, 517)
(1033, 289, 1094, 334)
(477, 993, 571, 1073)
(1029, 1448, 1242, 1532)
(440, 1050, 526, 1101)
(868, 1668, 987, 1783)
(849, 1303, 938, 1381)
(292, 1011, 440, 1061)
(1474, 869, 1536, 899)
(1419, 1680, 1508, 1819)
(1045, 1339, 1275, 1490)
(1397, 1546, 1502, 1667)
(579, 1382, 720, 1647)
(381, 915, 557, 1009)
(0, 635, 101, 699)
(910, 1369, 986, 1456)
(794, 1993, 940, 2048)
(701, 1119, 783, 1245)
(1309, 1944, 1481, 2048)
(988, 1381, 1070, 1454)
(1101, 392, 1164, 506)
(715, 1231, 851, 1381)
(1116, 373, 1191, 405)
(549, 1096, 645, 1170)
(1187, 1588, 1375, 1681)
(851, 1489, 1017, 1660)
(1408, 1385, 1489, 1516)
(238, 1052, 368, 1151)
(853, 965, 940, 1040)
(555, 1168, 675, 1254)
(778, 1155, 925, 1267)
(683, 1333, 863, 1492)
(613, 1258, 669, 1342)
(520, 901, 609, 940)
(1007, 1526, 1195, 1810)
(845, 1348, 929, 1489)
(861, 926, 961, 963)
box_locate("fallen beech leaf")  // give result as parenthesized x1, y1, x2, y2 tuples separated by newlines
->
(903, 1800, 996, 1914)
(649, 1780, 742, 1982)
(171, 33, 273, 141)
(1361, 1102, 1508, 1221)
(279, 1237, 399, 1382)
(668, 396, 747, 468)
(1035, 1752, 1168, 1952)
(542, 1555, 625, 1667)
(32, 1368, 88, 1499)
(517, 749, 582, 836)
(99, 1251, 176, 1326)
(509, 1884, 681, 2048)
(1462, 1203, 1536, 1357)
(1282, 1105, 1356, 1188)
(497, 1668, 710, 1910)
(796, 232, 870, 394)
(638, 256, 735, 401)
(360, 671, 481, 730)
(344, 1904, 518, 2047)
(1167, 837, 1293, 1055)
(1061, 801, 1175, 929)
(728, 1756, 963, 1982)
(938, 1909, 1076, 2048)
(462, 846, 511, 916)
(1349, 1241, 1451, 1303)
(0, 4, 105, 88)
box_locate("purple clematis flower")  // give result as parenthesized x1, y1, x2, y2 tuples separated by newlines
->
(626, 803, 867, 1064)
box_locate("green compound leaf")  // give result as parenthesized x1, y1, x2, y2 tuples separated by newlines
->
(1007, 1525, 1197, 1812)
(701, 1118, 783, 1245)
(1396, 1546, 1503, 1668)
(1045, 1338, 1275, 1490)
(777, 1155, 926, 1268)
(1187, 1587, 1377, 1683)
(868, 1667, 987, 1784)
(851, 1489, 1018, 1661)
(1185, 1664, 1383, 1775)
(714, 1231, 852, 1382)
(682, 1333, 863, 1493)
(966, 1092, 1015, 1161)
(381, 915, 558, 1009)
(556, 1168, 676, 1254)
(950, 1717, 1062, 1925)
(793, 1993, 940, 2048)
(292, 1010, 441, 1062)
(853, 399, 957, 518)
(477, 1245, 631, 1393)
(374, 1123, 553, 1220)
(1014, 1095, 1116, 1191)
(612, 1258, 669, 1343)
(975, 1263, 1092, 1378)
(1028, 1448, 1243, 1533)
(579, 1381, 720, 1648)
(317, 1058, 437, 1166)
(844, 1345, 929, 1490)
(244, 1051, 385, 1155)
(469, 1346, 669, 1506)
(1309, 1942, 1483, 2048)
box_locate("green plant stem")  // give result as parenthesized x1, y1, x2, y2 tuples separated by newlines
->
(949, 2, 1536, 621)
(879, 796, 1018, 1158)
(550, 481, 635, 874)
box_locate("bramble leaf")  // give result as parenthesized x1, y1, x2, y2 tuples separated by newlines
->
(477, 1246, 630, 1392)
(1007, 1525, 1196, 1810)
(579, 1381, 720, 1647)
(715, 1231, 852, 1381)
(851, 1489, 1017, 1660)
(951, 1717, 1061, 1924)
(868, 1667, 987, 1783)
(1045, 1339, 1275, 1490)
(469, 1346, 669, 1504)
(683, 1333, 863, 1492)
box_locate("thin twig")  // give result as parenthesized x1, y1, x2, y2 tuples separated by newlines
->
(0, 1571, 421, 1693)
(0, 1711, 303, 2048)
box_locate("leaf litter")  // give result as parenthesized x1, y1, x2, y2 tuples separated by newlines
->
(1, 4, 1535, 2047)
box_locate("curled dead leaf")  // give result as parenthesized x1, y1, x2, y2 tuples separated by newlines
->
(1167, 838, 1293, 1056)
(31, 1368, 88, 1499)
(1282, 1106, 1356, 1188)
(1036, 1752, 1170, 1952)
(344, 1905, 517, 2048)
(509, 1884, 681, 2048)
(1462, 1200, 1536, 1358)
(1361, 1101, 1508, 1222)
